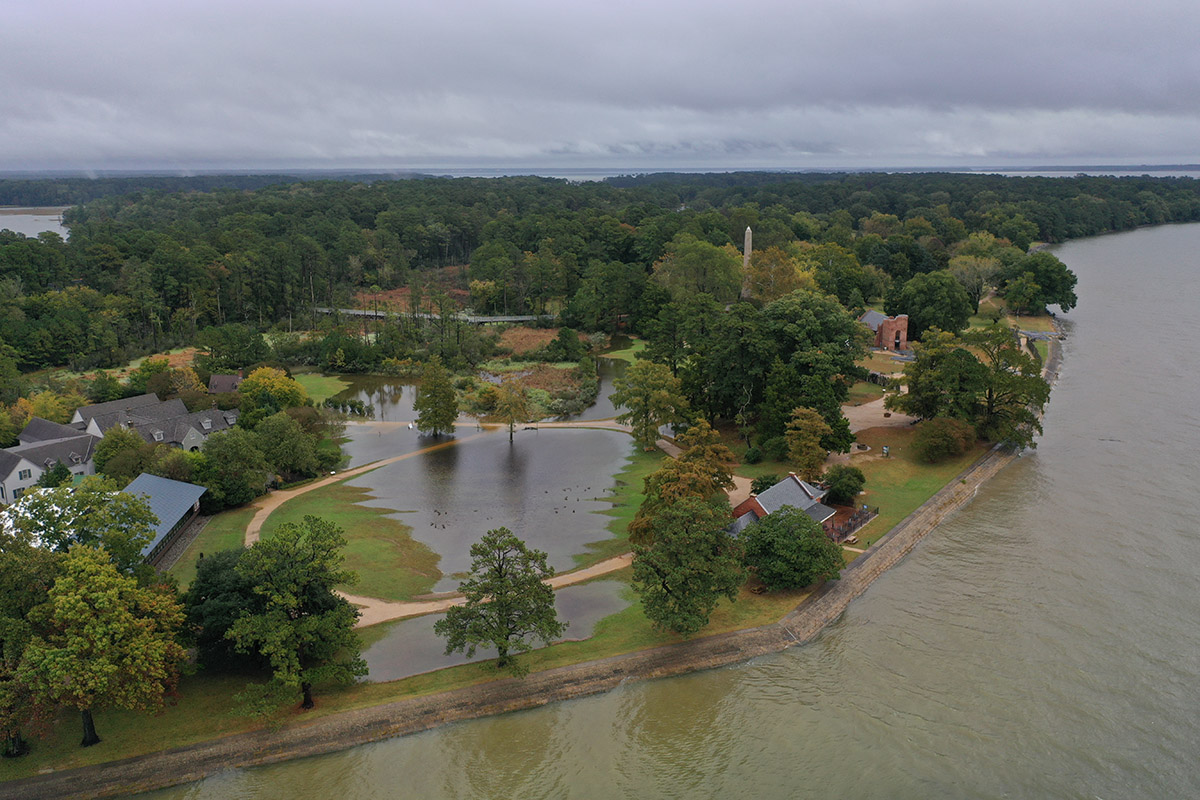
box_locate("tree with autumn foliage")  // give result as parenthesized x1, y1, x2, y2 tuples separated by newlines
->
(19, 546, 185, 747)
(785, 407, 832, 481)
(610, 359, 689, 451)
(628, 420, 735, 546)
(494, 377, 533, 443)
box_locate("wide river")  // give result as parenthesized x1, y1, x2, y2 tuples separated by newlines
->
(147, 224, 1200, 799)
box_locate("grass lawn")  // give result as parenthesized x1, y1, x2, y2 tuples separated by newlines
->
(603, 337, 646, 363)
(1011, 313, 1058, 333)
(846, 426, 988, 549)
(167, 506, 257, 588)
(292, 372, 352, 404)
(857, 350, 906, 374)
(1033, 340, 1049, 362)
(847, 380, 885, 406)
(261, 481, 441, 602)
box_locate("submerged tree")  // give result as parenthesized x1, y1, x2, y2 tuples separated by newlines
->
(414, 355, 458, 436)
(494, 378, 533, 443)
(434, 527, 566, 677)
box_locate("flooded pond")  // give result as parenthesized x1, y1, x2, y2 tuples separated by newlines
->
(362, 579, 629, 681)
(342, 425, 634, 591)
(328, 352, 627, 426)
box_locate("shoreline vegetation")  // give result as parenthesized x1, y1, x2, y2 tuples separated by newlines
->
(2, 331, 1060, 800)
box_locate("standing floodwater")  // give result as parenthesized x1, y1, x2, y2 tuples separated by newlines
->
(143, 224, 1200, 799)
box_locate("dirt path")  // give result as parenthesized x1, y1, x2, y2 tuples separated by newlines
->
(842, 396, 917, 433)
(9, 443, 1021, 800)
(344, 553, 634, 628)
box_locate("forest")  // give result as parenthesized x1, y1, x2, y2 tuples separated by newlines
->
(0, 170, 1193, 384)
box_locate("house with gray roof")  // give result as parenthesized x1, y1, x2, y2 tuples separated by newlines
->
(124, 473, 207, 565)
(729, 473, 837, 536)
(71, 392, 163, 426)
(73, 394, 238, 451)
(208, 374, 243, 394)
(18, 417, 85, 445)
(0, 422, 100, 504)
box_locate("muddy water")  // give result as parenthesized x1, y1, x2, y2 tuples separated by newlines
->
(342, 426, 632, 592)
(147, 224, 1200, 799)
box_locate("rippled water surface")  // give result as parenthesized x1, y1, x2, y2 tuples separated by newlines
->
(147, 225, 1200, 799)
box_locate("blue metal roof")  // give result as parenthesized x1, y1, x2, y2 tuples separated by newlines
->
(125, 473, 206, 556)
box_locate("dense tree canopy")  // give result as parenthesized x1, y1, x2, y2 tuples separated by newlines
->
(610, 359, 688, 451)
(19, 546, 185, 747)
(632, 498, 744, 637)
(226, 516, 365, 710)
(414, 355, 458, 436)
(741, 506, 843, 591)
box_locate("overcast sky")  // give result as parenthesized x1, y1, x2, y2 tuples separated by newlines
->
(3, 0, 1198, 172)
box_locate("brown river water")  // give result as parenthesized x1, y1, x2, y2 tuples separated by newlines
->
(143, 224, 1200, 799)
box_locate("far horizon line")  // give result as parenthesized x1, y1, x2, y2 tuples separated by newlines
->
(2, 163, 1200, 181)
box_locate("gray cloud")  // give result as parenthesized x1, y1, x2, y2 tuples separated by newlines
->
(2, 0, 1198, 170)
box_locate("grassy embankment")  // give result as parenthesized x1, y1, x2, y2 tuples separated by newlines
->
(260, 481, 440, 602)
(166, 506, 257, 588)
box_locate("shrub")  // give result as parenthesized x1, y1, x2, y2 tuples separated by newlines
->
(913, 417, 976, 463)
(760, 436, 788, 462)
(823, 465, 866, 505)
(750, 473, 780, 494)
(743, 446, 763, 465)
(741, 506, 843, 591)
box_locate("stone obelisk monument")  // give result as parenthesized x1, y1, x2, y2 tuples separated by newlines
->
(741, 226, 753, 299)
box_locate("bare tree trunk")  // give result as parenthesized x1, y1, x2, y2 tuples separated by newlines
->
(4, 732, 29, 758)
(301, 682, 314, 710)
(80, 709, 100, 747)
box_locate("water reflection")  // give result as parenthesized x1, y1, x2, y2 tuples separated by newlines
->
(344, 428, 632, 591)
(362, 580, 629, 682)
(327, 352, 627, 426)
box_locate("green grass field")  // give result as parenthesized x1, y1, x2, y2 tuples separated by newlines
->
(167, 506, 257, 588)
(260, 481, 441, 602)
(857, 350, 906, 374)
(602, 338, 646, 363)
(292, 372, 352, 404)
(848, 426, 988, 548)
(575, 447, 665, 567)
(847, 380, 885, 406)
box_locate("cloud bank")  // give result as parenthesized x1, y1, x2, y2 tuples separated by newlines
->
(3, 0, 1197, 170)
